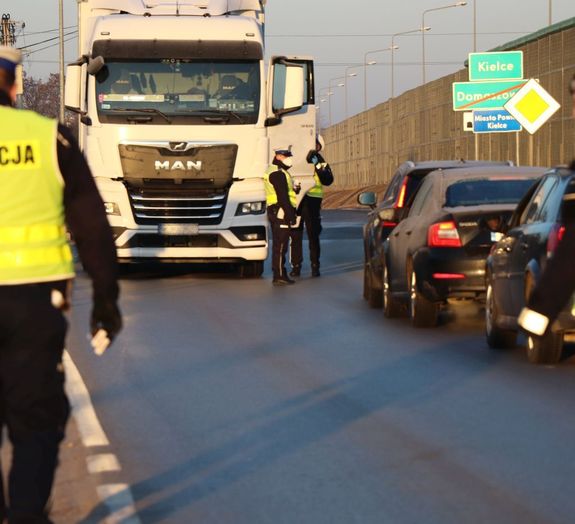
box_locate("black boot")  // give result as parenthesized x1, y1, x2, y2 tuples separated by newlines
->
(273, 275, 295, 286)
(311, 265, 320, 277)
(289, 266, 301, 277)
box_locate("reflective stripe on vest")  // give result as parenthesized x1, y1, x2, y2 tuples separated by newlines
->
(263, 165, 297, 207)
(0, 106, 74, 284)
(307, 171, 324, 199)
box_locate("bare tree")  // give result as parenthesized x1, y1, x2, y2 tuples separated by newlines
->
(21, 72, 78, 136)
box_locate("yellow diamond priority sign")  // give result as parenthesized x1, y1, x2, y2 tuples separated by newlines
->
(504, 78, 560, 134)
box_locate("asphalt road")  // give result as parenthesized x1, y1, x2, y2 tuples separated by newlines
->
(64, 209, 575, 524)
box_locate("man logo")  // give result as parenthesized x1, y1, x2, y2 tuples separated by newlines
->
(155, 160, 203, 172)
(169, 142, 188, 151)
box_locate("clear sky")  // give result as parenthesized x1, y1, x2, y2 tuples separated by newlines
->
(4, 0, 574, 123)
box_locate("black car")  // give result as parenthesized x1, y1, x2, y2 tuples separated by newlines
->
(485, 168, 575, 364)
(382, 166, 546, 327)
(359, 159, 513, 307)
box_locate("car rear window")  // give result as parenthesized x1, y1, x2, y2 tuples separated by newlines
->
(445, 178, 536, 207)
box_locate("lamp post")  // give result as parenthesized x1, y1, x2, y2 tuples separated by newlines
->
(328, 75, 347, 125)
(343, 66, 359, 119)
(422, 2, 467, 85)
(391, 27, 429, 99)
(363, 46, 397, 111)
(59, 0, 65, 123)
(549, 0, 553, 25)
(318, 87, 333, 128)
(473, 0, 477, 51)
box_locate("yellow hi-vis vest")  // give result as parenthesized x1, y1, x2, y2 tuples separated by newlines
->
(263, 165, 297, 208)
(307, 170, 324, 199)
(0, 106, 74, 285)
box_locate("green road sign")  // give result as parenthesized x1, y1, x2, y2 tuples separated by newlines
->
(469, 51, 524, 81)
(452, 80, 527, 111)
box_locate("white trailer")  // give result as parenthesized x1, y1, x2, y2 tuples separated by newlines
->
(65, 0, 316, 276)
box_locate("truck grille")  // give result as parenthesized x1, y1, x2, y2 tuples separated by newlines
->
(126, 187, 228, 225)
(118, 141, 237, 225)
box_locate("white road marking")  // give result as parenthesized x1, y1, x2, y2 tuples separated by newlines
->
(64, 351, 141, 523)
(87, 453, 121, 474)
(63, 351, 109, 448)
(97, 484, 141, 524)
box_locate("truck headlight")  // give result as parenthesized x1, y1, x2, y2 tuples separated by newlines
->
(235, 201, 265, 216)
(104, 202, 121, 216)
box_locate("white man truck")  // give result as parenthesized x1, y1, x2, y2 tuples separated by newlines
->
(65, 0, 316, 276)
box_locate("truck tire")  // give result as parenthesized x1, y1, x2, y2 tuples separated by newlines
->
(526, 331, 563, 364)
(409, 270, 438, 328)
(485, 282, 517, 349)
(238, 261, 264, 278)
(382, 263, 402, 318)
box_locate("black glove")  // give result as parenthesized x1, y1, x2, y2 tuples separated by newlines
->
(91, 299, 123, 342)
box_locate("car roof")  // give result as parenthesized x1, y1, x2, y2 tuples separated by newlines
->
(397, 159, 513, 176)
(427, 165, 547, 182)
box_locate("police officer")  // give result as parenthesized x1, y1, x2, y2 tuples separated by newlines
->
(518, 73, 575, 338)
(265, 147, 298, 285)
(289, 134, 334, 278)
(0, 47, 121, 523)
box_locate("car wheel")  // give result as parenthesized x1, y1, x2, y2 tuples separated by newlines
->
(365, 263, 382, 308)
(485, 282, 517, 349)
(409, 270, 439, 327)
(382, 263, 402, 318)
(526, 331, 563, 364)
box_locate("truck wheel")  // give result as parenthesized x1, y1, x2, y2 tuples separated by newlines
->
(526, 331, 563, 364)
(409, 270, 438, 327)
(485, 283, 517, 349)
(238, 261, 264, 279)
(382, 264, 402, 318)
(365, 263, 382, 308)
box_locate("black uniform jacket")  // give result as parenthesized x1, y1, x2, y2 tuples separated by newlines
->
(0, 92, 119, 305)
(314, 151, 334, 187)
(268, 158, 296, 224)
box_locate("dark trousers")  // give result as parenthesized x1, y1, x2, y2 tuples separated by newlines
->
(0, 283, 70, 524)
(268, 209, 291, 279)
(290, 195, 323, 268)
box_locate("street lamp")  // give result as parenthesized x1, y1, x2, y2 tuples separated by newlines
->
(328, 75, 347, 125)
(344, 66, 359, 119)
(422, 2, 467, 85)
(391, 27, 429, 99)
(363, 46, 397, 111)
(318, 87, 333, 128)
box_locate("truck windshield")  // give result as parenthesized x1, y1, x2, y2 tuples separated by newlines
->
(95, 59, 260, 125)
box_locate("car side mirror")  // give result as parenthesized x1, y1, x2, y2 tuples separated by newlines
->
(358, 191, 376, 208)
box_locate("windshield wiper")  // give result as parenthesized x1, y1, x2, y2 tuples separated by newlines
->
(178, 109, 246, 124)
(107, 107, 171, 124)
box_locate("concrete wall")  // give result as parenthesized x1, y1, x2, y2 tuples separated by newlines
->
(323, 19, 575, 190)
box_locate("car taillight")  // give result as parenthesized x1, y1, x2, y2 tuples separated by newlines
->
(396, 178, 408, 208)
(381, 221, 398, 228)
(546, 223, 565, 257)
(427, 221, 462, 248)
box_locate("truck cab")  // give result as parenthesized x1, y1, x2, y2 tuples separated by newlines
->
(66, 0, 316, 275)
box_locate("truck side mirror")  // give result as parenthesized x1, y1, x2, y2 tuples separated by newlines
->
(281, 65, 304, 114)
(268, 60, 305, 124)
(65, 63, 86, 114)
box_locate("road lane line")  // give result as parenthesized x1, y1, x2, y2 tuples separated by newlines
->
(64, 351, 141, 523)
(63, 351, 109, 448)
(87, 453, 121, 474)
(97, 484, 140, 524)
